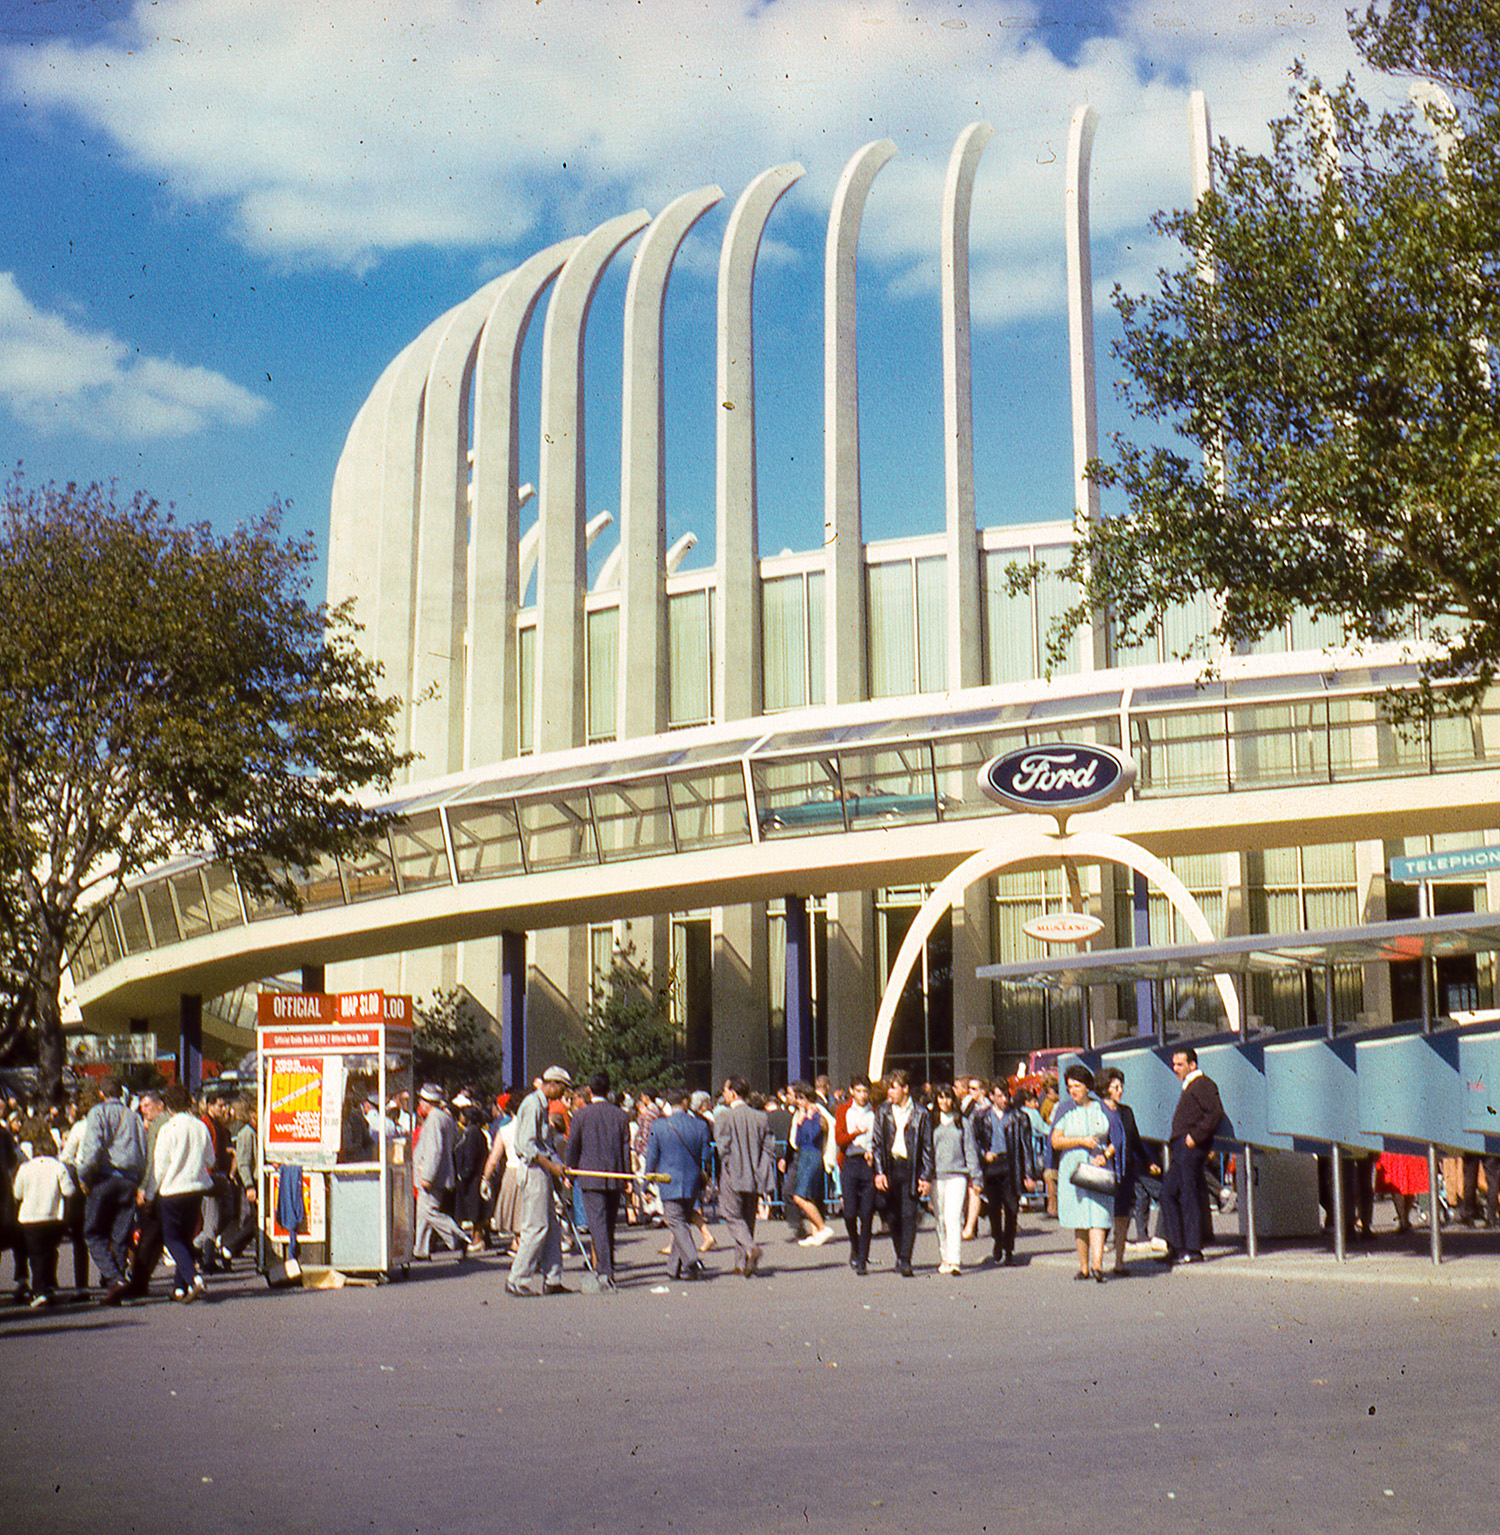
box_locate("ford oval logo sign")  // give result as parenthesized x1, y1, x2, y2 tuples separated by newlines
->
(979, 743, 1136, 822)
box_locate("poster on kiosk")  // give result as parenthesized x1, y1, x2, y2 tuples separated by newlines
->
(256, 989, 414, 1278)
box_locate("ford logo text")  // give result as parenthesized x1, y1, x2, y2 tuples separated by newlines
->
(978, 744, 1136, 820)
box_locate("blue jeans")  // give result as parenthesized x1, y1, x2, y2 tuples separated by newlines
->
(84, 1175, 138, 1287)
(160, 1191, 205, 1290)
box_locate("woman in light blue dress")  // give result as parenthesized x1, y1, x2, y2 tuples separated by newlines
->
(1050, 1063, 1118, 1284)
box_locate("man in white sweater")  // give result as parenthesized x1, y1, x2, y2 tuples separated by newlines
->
(146, 1083, 215, 1302)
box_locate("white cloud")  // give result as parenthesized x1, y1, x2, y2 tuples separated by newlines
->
(1, 0, 1394, 319)
(0, 272, 270, 439)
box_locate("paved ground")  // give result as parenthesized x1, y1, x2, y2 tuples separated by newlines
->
(5, 1213, 1498, 1535)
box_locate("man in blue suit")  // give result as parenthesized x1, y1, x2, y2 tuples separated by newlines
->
(645, 1089, 712, 1280)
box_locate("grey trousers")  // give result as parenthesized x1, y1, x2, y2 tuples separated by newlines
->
(719, 1182, 760, 1267)
(415, 1187, 469, 1257)
(660, 1196, 700, 1276)
(509, 1165, 562, 1289)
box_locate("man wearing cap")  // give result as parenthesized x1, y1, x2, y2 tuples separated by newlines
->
(413, 1084, 477, 1261)
(506, 1066, 573, 1297)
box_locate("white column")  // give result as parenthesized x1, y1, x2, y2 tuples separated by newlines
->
(467, 238, 582, 768)
(942, 122, 992, 693)
(715, 163, 803, 724)
(1065, 104, 1107, 672)
(412, 271, 519, 776)
(824, 139, 896, 707)
(619, 186, 723, 740)
(535, 210, 650, 754)
(374, 311, 465, 772)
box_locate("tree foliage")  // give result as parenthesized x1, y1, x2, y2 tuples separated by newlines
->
(1067, 1, 1500, 710)
(566, 941, 681, 1099)
(0, 475, 409, 1093)
(413, 987, 506, 1103)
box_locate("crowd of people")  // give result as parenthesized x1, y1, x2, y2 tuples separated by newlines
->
(403, 1054, 1224, 1295)
(44, 1044, 1454, 1305)
(0, 1073, 256, 1308)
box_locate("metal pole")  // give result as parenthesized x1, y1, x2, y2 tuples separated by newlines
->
(1428, 1143, 1443, 1267)
(1243, 1142, 1258, 1260)
(1330, 1144, 1346, 1262)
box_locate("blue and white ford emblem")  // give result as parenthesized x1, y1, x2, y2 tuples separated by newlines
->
(979, 743, 1136, 820)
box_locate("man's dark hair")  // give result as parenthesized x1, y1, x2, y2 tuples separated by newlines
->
(886, 1068, 911, 1089)
(669, 1088, 691, 1108)
(729, 1076, 749, 1099)
(100, 1073, 126, 1100)
(851, 1073, 870, 1090)
(163, 1082, 192, 1113)
(1175, 1046, 1199, 1067)
(589, 1070, 611, 1099)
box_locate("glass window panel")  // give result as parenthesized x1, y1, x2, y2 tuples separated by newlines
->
(391, 810, 451, 891)
(516, 793, 597, 871)
(1160, 591, 1216, 661)
(116, 892, 152, 955)
(171, 870, 213, 939)
(518, 623, 535, 754)
(669, 589, 711, 727)
(761, 574, 807, 714)
(1034, 546, 1082, 675)
(448, 804, 526, 882)
(915, 555, 947, 694)
(837, 746, 938, 829)
(592, 779, 676, 861)
(96, 908, 122, 966)
(669, 766, 751, 851)
(1133, 709, 1225, 793)
(754, 757, 846, 838)
(587, 606, 618, 743)
(807, 571, 825, 707)
(1289, 606, 1344, 653)
(203, 866, 244, 929)
(982, 548, 1036, 685)
(341, 836, 400, 902)
(867, 560, 916, 698)
(292, 855, 346, 912)
(142, 881, 180, 947)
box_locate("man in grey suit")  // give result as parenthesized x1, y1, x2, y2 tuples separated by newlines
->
(714, 1078, 774, 1277)
(413, 1084, 475, 1260)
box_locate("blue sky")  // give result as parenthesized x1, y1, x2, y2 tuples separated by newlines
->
(0, 0, 1382, 600)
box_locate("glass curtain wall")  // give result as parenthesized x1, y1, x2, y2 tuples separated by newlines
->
(992, 866, 1085, 1059)
(867, 556, 946, 700)
(767, 896, 829, 1087)
(876, 885, 954, 1084)
(761, 570, 826, 713)
(1245, 844, 1362, 1029)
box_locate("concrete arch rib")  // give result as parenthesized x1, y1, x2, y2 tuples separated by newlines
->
(619, 185, 723, 741)
(1065, 105, 1100, 531)
(467, 239, 581, 768)
(866, 827, 1241, 1081)
(824, 138, 896, 706)
(941, 121, 991, 693)
(715, 162, 803, 724)
(536, 210, 650, 754)
(374, 310, 466, 770)
(413, 269, 522, 776)
(328, 348, 406, 641)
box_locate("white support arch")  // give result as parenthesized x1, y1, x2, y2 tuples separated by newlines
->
(866, 826, 1241, 1080)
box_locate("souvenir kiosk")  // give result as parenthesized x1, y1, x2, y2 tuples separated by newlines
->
(256, 989, 415, 1280)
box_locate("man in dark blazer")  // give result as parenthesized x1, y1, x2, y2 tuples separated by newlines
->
(1159, 1046, 1224, 1265)
(646, 1089, 712, 1280)
(972, 1079, 1036, 1266)
(872, 1069, 934, 1277)
(714, 1078, 775, 1276)
(565, 1071, 633, 1289)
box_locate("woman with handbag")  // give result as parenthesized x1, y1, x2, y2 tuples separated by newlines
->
(1050, 1063, 1118, 1284)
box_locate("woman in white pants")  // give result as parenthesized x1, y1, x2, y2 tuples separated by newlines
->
(930, 1085, 980, 1275)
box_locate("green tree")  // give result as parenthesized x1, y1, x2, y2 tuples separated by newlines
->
(566, 941, 681, 1099)
(1066, 1, 1500, 711)
(413, 987, 505, 1103)
(0, 475, 409, 1095)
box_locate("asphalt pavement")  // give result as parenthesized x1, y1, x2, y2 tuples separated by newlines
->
(5, 1212, 1498, 1535)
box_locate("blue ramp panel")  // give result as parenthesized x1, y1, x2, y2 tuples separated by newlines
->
(1264, 1031, 1382, 1152)
(1356, 1024, 1466, 1151)
(1456, 1027, 1500, 1147)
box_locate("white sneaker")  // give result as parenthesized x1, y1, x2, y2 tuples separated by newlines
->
(191, 1275, 207, 1299)
(809, 1226, 835, 1246)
